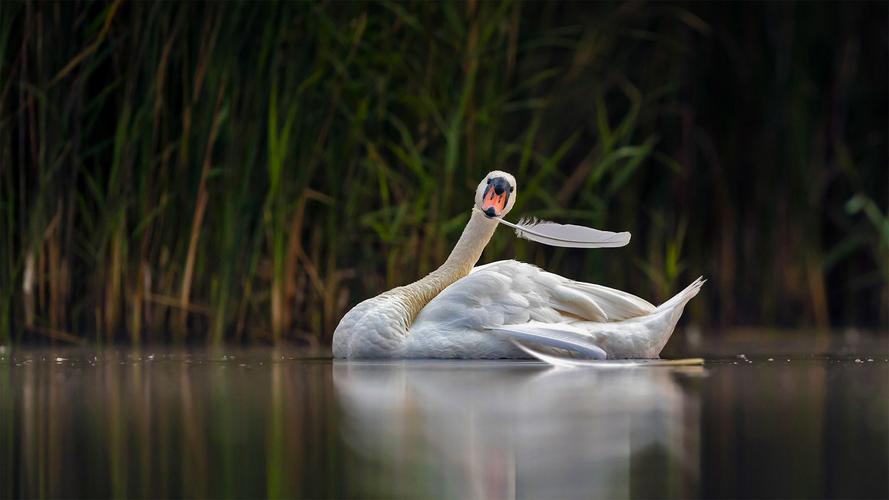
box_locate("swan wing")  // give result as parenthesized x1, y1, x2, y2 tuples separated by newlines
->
(470, 261, 656, 322)
(512, 341, 703, 367)
(407, 260, 703, 360)
(484, 322, 607, 359)
(560, 281, 656, 321)
(407, 260, 654, 358)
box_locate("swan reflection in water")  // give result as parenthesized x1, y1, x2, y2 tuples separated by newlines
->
(333, 361, 704, 499)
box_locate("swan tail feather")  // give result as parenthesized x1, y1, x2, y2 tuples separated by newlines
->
(656, 276, 706, 312)
(635, 276, 705, 356)
(485, 322, 607, 360)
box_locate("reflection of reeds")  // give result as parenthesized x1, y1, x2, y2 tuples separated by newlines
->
(0, 2, 886, 344)
(1, 350, 354, 497)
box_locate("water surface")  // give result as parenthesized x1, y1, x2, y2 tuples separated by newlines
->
(2, 338, 887, 498)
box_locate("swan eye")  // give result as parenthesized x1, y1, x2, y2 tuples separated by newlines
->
(510, 186, 514, 193)
(487, 179, 491, 184)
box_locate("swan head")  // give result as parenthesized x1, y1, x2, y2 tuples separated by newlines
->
(475, 170, 516, 218)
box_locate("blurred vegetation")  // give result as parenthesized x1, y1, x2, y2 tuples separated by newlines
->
(0, 1, 886, 345)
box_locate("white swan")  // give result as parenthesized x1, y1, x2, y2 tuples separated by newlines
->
(332, 171, 704, 360)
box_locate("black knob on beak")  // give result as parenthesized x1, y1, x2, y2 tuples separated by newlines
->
(491, 176, 509, 195)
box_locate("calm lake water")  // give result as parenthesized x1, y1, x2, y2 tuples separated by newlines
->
(2, 334, 887, 499)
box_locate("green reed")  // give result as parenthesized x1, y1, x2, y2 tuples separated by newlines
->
(1, 1, 886, 345)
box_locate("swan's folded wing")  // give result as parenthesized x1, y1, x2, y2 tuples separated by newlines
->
(411, 260, 659, 359)
(468, 260, 656, 323)
(556, 281, 656, 322)
(484, 322, 607, 359)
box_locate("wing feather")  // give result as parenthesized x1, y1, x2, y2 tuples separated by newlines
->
(513, 342, 703, 368)
(489, 211, 631, 249)
(484, 322, 607, 359)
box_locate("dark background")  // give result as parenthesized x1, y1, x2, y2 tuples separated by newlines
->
(1, 1, 886, 345)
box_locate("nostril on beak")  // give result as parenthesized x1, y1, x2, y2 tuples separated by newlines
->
(484, 207, 496, 217)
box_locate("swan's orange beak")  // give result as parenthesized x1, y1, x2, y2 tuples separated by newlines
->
(481, 177, 511, 218)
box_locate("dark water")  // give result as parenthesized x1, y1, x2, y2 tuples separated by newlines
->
(2, 336, 888, 499)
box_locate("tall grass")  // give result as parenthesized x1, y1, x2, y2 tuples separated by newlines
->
(1, 1, 886, 345)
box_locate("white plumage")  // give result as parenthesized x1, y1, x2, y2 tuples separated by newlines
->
(331, 170, 705, 362)
(496, 211, 632, 248)
(403, 260, 704, 359)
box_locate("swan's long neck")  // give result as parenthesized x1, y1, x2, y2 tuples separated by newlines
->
(392, 209, 498, 323)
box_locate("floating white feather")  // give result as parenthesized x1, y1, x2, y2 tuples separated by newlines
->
(490, 211, 631, 248)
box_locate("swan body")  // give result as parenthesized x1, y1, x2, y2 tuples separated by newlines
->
(405, 260, 703, 359)
(332, 171, 704, 360)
